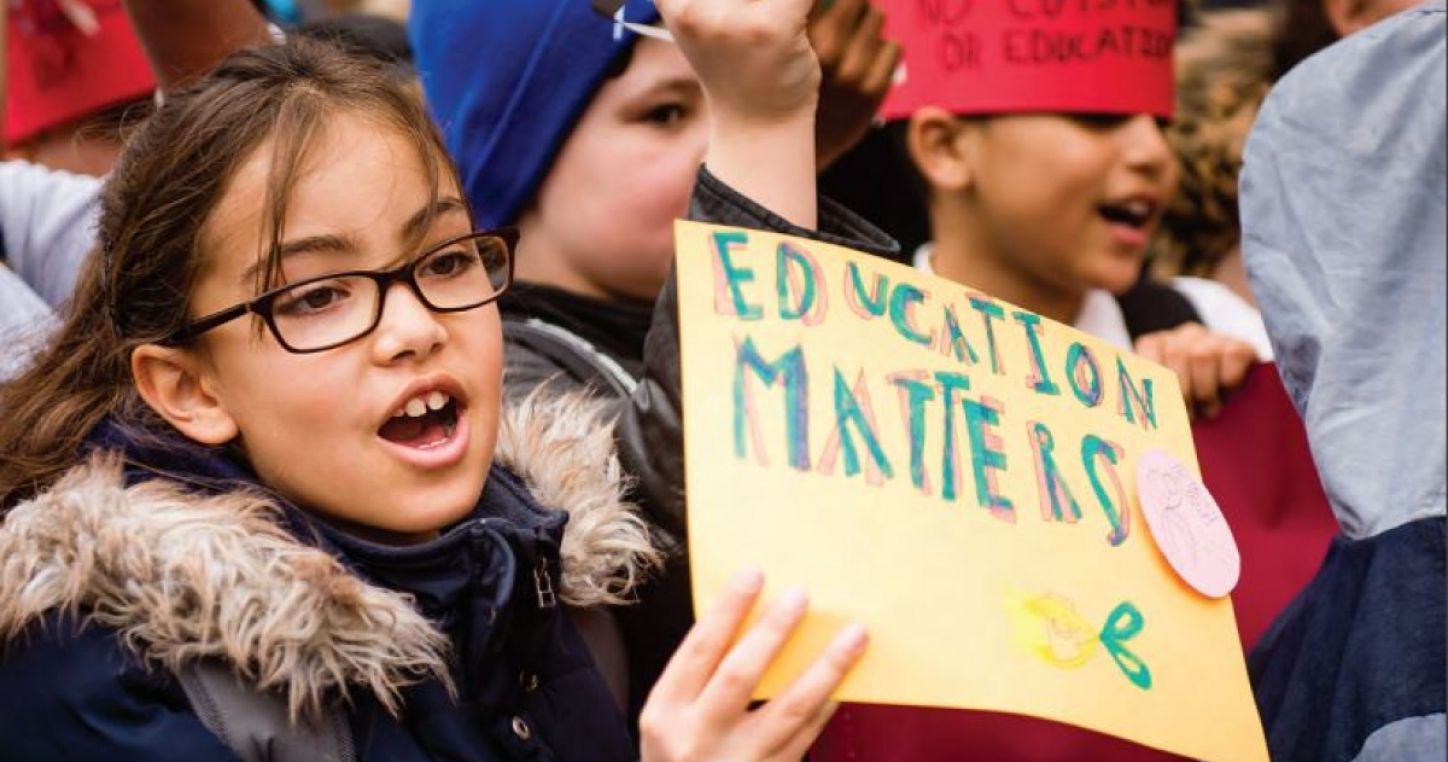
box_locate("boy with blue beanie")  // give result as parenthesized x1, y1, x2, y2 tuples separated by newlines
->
(414, 1, 702, 402)
(414, 0, 895, 231)
(411, 0, 898, 723)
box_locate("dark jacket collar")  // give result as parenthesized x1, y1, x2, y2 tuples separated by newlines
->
(85, 418, 568, 701)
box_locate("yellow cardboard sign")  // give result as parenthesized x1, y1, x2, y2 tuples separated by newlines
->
(675, 221, 1268, 762)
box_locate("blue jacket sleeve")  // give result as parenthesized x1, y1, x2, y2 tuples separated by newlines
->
(0, 615, 238, 762)
(0, 160, 103, 309)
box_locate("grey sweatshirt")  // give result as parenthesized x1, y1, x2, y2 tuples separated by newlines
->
(0, 160, 103, 379)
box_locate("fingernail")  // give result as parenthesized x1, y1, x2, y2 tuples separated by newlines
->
(733, 567, 764, 594)
(834, 622, 869, 656)
(775, 588, 809, 615)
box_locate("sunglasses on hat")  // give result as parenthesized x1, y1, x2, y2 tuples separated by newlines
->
(590, 0, 675, 41)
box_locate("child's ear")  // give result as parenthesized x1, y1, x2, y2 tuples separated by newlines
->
(131, 344, 239, 446)
(1322, 0, 1374, 35)
(907, 107, 974, 194)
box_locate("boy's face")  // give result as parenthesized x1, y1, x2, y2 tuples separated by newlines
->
(178, 112, 504, 542)
(517, 37, 708, 302)
(957, 113, 1177, 298)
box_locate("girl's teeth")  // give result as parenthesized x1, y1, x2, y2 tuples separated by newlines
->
(392, 391, 453, 419)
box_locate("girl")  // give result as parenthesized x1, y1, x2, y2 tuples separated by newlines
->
(0, 0, 871, 758)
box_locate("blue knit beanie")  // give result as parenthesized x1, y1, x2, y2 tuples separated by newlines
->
(410, 1, 663, 228)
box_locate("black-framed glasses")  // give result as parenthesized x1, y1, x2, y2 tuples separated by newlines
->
(167, 229, 518, 354)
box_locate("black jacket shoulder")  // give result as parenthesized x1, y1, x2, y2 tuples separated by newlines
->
(0, 613, 236, 761)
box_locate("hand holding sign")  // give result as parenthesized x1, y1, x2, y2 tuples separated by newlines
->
(675, 222, 1269, 762)
(640, 569, 870, 762)
(1133, 324, 1257, 419)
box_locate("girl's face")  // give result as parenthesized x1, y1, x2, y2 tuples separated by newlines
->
(963, 113, 1177, 298)
(181, 112, 502, 541)
(517, 37, 709, 302)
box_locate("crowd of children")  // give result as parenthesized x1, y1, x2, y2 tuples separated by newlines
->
(0, 0, 1442, 760)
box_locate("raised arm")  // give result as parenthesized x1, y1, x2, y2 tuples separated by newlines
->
(616, 1, 899, 550)
(624, 4, 901, 757)
(659, 0, 821, 228)
(121, 0, 271, 92)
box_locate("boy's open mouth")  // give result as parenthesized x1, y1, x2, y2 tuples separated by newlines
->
(1097, 199, 1156, 229)
(379, 390, 461, 449)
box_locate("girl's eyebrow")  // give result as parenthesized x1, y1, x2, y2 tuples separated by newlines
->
(400, 197, 468, 244)
(240, 233, 358, 286)
(239, 198, 469, 285)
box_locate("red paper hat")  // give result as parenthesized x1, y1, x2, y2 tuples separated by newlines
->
(5, 0, 156, 145)
(878, 0, 1177, 120)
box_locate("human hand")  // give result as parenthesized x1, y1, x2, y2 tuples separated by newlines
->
(1134, 323, 1257, 419)
(655, 0, 821, 129)
(656, 0, 822, 225)
(810, 0, 899, 169)
(639, 569, 869, 762)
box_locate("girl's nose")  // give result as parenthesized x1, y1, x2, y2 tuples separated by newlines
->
(371, 282, 447, 364)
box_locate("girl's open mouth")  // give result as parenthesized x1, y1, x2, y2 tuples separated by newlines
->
(379, 391, 461, 450)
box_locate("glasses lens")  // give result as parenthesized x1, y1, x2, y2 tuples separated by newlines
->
(415, 233, 511, 310)
(270, 275, 380, 351)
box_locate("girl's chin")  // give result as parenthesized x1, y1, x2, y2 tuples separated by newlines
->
(401, 486, 483, 530)
(344, 503, 475, 545)
(325, 477, 485, 545)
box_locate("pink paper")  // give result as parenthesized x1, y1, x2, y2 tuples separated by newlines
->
(1136, 449, 1241, 599)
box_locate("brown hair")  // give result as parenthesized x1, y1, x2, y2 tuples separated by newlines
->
(1154, 8, 1275, 279)
(0, 38, 460, 509)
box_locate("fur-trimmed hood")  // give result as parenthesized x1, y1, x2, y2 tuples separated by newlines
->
(0, 390, 660, 719)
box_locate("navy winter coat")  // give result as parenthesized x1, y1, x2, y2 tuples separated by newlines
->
(0, 392, 648, 762)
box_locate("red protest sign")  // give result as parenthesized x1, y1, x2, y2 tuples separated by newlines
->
(5, 0, 155, 145)
(878, 0, 1177, 120)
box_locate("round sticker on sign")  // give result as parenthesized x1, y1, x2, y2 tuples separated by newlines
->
(1136, 450, 1241, 599)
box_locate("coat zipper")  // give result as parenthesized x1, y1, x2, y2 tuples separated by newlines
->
(534, 556, 557, 609)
